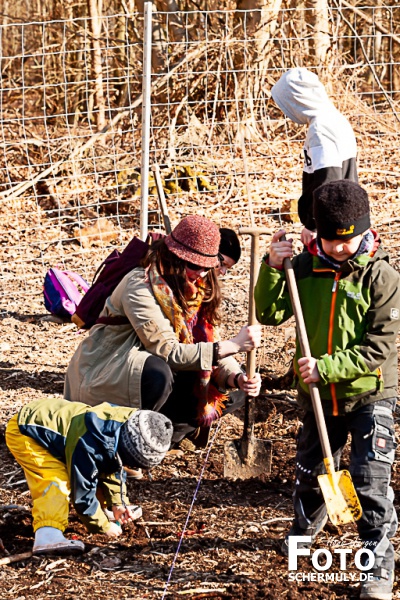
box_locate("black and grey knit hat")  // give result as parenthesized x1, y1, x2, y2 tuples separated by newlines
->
(313, 180, 370, 241)
(118, 410, 173, 469)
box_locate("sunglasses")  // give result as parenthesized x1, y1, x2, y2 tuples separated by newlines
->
(185, 261, 212, 272)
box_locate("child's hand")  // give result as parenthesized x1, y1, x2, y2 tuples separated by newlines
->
(269, 229, 293, 268)
(112, 505, 136, 525)
(104, 522, 122, 538)
(298, 357, 320, 384)
(300, 227, 317, 247)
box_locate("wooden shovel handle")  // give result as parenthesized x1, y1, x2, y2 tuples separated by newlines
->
(239, 227, 268, 378)
(238, 227, 264, 443)
(283, 254, 335, 471)
(247, 233, 258, 378)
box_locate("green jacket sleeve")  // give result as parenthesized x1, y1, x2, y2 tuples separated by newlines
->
(99, 472, 129, 508)
(317, 261, 400, 385)
(254, 259, 293, 326)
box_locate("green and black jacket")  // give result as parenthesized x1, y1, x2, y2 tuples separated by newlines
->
(255, 240, 400, 415)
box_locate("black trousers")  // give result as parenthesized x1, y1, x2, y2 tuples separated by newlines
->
(293, 399, 397, 574)
(140, 355, 198, 443)
(140, 355, 245, 444)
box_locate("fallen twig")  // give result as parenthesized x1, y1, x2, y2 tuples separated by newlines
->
(0, 504, 29, 511)
(138, 521, 174, 526)
(176, 590, 228, 598)
(261, 517, 292, 525)
(0, 551, 32, 565)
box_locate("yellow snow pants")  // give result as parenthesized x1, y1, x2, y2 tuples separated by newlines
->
(5, 415, 71, 532)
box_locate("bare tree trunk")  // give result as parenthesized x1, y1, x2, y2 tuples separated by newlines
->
(305, 0, 330, 64)
(236, 0, 282, 48)
(87, 0, 106, 130)
(164, 0, 186, 42)
(233, 0, 283, 140)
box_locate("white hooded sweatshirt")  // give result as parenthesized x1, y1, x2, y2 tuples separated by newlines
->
(271, 68, 358, 231)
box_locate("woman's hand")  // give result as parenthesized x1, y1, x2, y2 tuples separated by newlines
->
(229, 324, 262, 353)
(104, 522, 122, 537)
(298, 357, 320, 384)
(237, 372, 261, 397)
(269, 229, 293, 268)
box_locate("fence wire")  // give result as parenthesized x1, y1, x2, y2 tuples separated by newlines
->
(1, 5, 400, 313)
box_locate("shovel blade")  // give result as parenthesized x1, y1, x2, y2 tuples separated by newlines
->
(318, 469, 362, 526)
(224, 438, 272, 480)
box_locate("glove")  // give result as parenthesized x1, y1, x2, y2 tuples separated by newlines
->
(104, 522, 122, 538)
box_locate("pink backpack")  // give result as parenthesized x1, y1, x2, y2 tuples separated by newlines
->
(43, 267, 89, 321)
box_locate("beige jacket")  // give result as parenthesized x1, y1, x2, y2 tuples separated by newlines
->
(64, 267, 240, 408)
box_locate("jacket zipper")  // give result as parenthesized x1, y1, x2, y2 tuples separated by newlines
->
(328, 272, 341, 416)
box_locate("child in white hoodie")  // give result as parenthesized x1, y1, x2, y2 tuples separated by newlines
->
(271, 68, 358, 246)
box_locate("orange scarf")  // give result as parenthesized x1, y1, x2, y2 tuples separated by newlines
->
(148, 262, 227, 425)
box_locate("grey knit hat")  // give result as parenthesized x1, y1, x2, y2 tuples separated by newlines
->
(118, 410, 173, 469)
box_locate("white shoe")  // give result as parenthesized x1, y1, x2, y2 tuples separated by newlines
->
(360, 569, 394, 600)
(33, 526, 85, 555)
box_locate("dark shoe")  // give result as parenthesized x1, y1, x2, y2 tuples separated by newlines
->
(281, 515, 328, 556)
(188, 426, 211, 449)
(173, 427, 211, 452)
(360, 569, 394, 600)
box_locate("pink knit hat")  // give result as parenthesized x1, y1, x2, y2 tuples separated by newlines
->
(165, 215, 220, 268)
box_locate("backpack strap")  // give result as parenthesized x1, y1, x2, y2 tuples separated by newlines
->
(63, 270, 90, 294)
(91, 249, 120, 285)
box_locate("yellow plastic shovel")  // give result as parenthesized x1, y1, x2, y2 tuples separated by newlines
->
(283, 254, 362, 526)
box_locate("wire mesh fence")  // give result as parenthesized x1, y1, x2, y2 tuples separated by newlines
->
(1, 4, 400, 313)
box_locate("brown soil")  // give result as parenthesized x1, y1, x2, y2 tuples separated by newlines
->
(1, 289, 399, 600)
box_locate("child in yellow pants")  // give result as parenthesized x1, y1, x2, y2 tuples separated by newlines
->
(6, 398, 173, 555)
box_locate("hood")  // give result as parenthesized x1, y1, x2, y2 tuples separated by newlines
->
(84, 411, 122, 464)
(271, 68, 334, 125)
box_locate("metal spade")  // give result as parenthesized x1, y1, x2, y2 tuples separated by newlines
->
(224, 227, 272, 480)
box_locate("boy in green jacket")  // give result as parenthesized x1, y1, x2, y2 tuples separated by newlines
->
(6, 399, 173, 555)
(255, 180, 400, 600)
